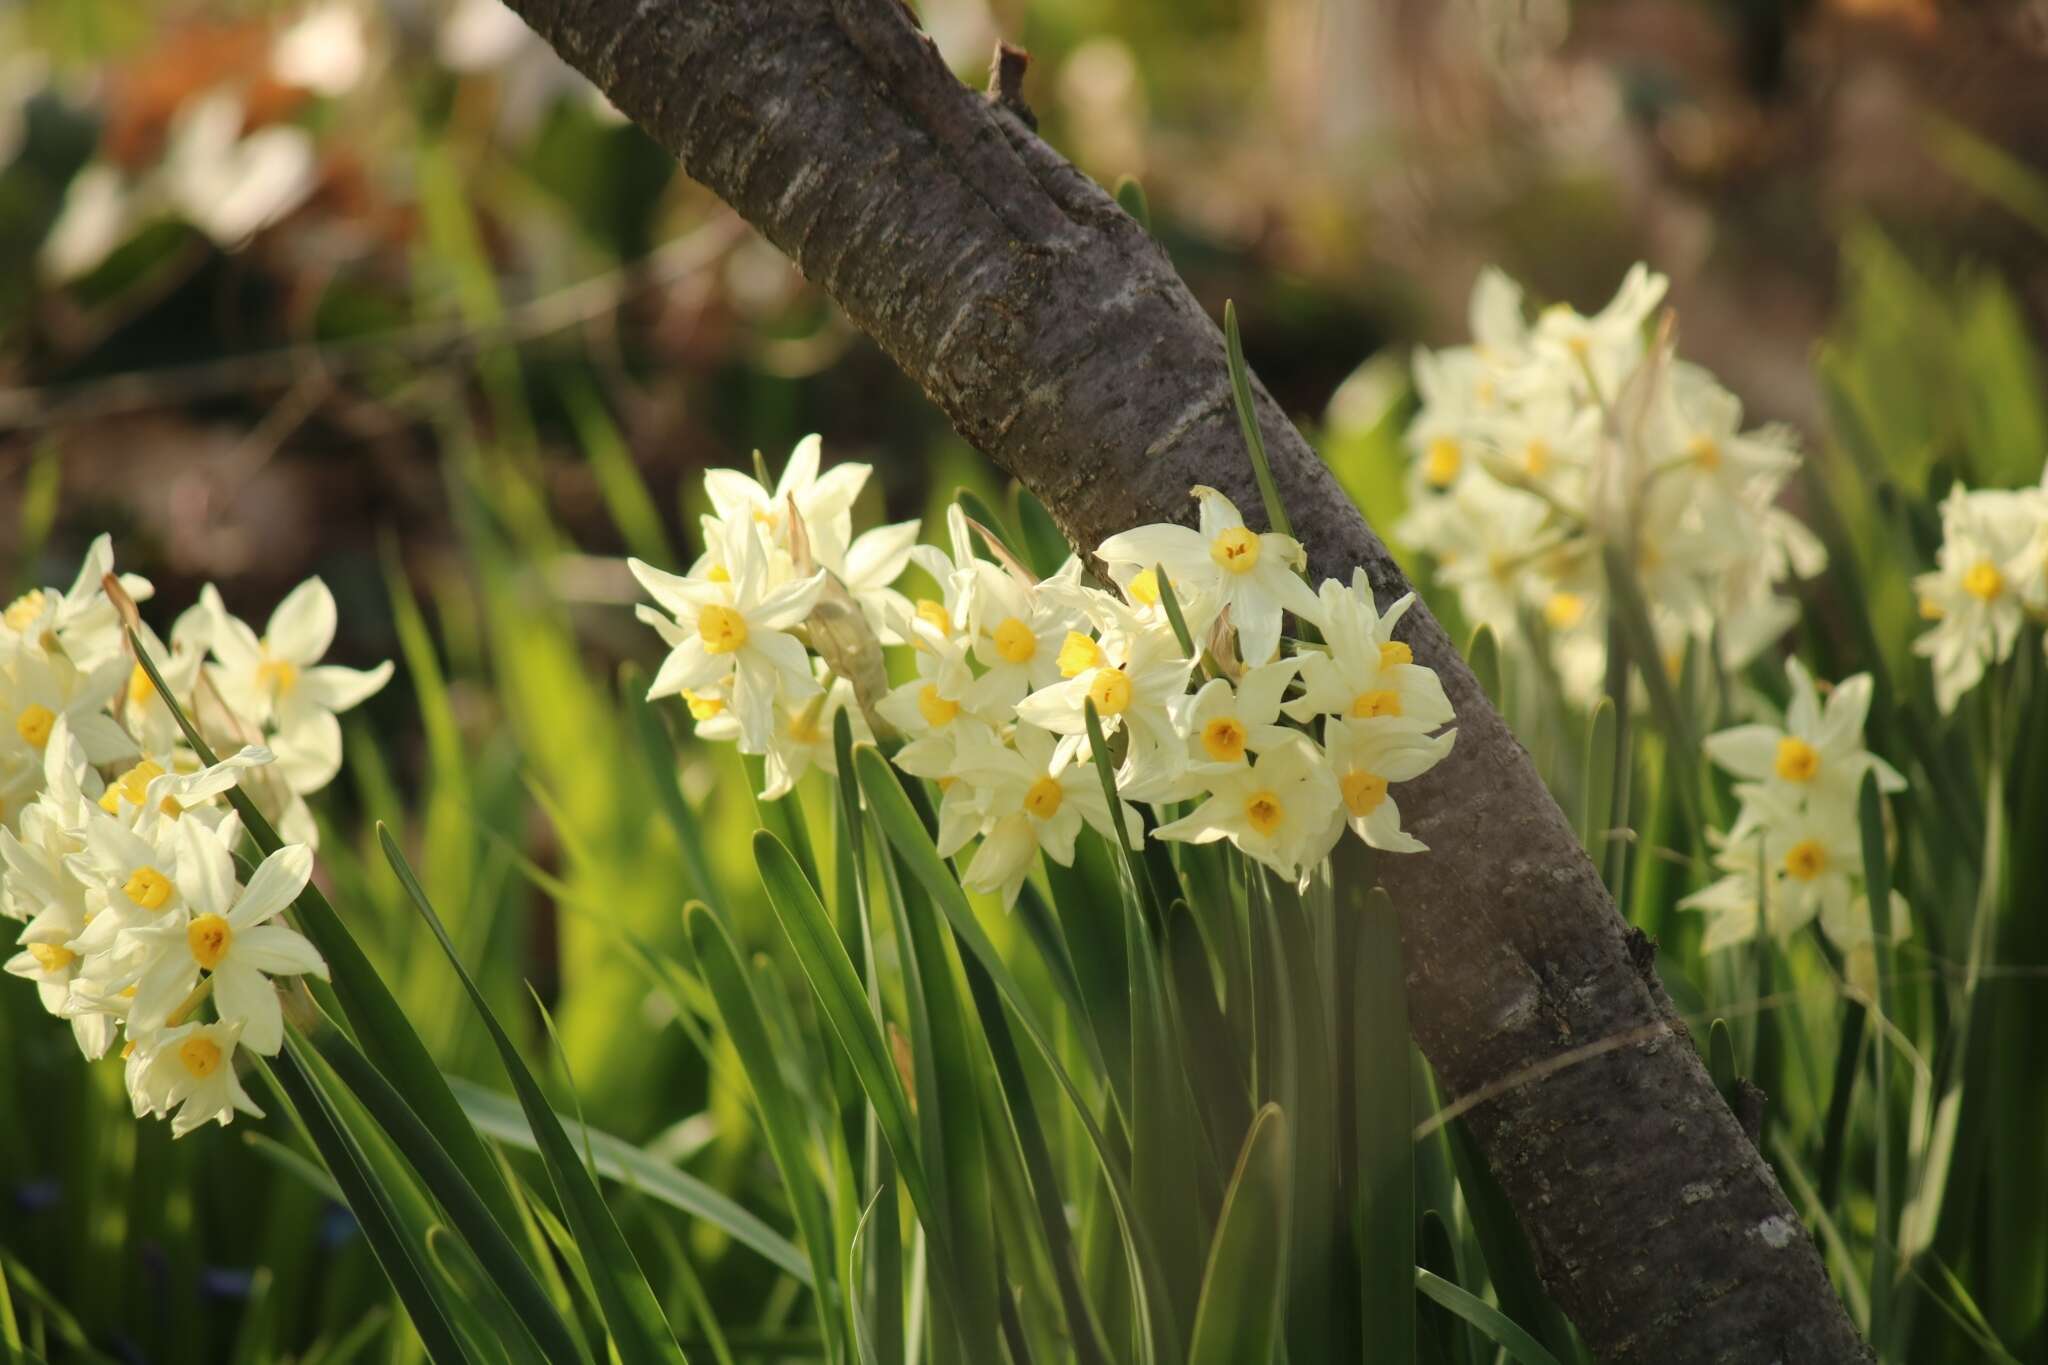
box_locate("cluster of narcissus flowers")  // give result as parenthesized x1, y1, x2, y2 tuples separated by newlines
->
(2, 539, 391, 1134)
(634, 440, 1458, 897)
(1682, 658, 1909, 999)
(1398, 265, 1825, 706)
(1912, 469, 2048, 714)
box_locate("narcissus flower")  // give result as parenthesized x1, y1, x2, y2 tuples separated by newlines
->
(1320, 717, 1457, 854)
(1153, 738, 1344, 882)
(127, 1018, 265, 1136)
(1912, 482, 2042, 714)
(702, 434, 872, 571)
(1285, 575, 1453, 730)
(943, 726, 1140, 907)
(124, 824, 323, 1056)
(1012, 604, 1191, 787)
(1126, 657, 1300, 804)
(1093, 486, 1321, 665)
(632, 521, 826, 751)
(1701, 659, 1903, 812)
(204, 578, 393, 794)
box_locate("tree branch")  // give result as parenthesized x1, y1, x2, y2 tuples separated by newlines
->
(504, 0, 1870, 1359)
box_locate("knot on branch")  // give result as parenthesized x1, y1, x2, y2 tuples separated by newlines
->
(986, 42, 1037, 130)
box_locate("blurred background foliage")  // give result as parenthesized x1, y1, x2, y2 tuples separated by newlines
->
(3, 0, 2048, 1361)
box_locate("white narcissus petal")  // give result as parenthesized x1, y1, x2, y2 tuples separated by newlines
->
(212, 962, 284, 1054)
(69, 712, 139, 767)
(1095, 523, 1205, 576)
(233, 923, 328, 978)
(629, 558, 719, 618)
(778, 434, 824, 498)
(1701, 726, 1781, 782)
(266, 577, 339, 664)
(297, 660, 394, 713)
(842, 519, 921, 588)
(648, 637, 725, 700)
(230, 844, 315, 929)
(271, 706, 343, 795)
(702, 468, 771, 521)
(177, 819, 236, 919)
(752, 572, 828, 631)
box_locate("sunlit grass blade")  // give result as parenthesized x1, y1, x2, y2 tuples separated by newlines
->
(306, 1023, 589, 1364)
(1598, 546, 1703, 832)
(750, 830, 944, 1268)
(1415, 1268, 1563, 1365)
(258, 1048, 471, 1365)
(684, 905, 845, 1358)
(854, 744, 1178, 1365)
(0, 1250, 119, 1365)
(1857, 774, 1897, 1353)
(378, 825, 687, 1365)
(127, 631, 529, 1244)
(1354, 887, 1414, 1360)
(1155, 563, 1197, 659)
(1010, 484, 1072, 579)
(871, 841, 1003, 1354)
(1114, 173, 1151, 231)
(955, 487, 1025, 566)
(622, 664, 717, 899)
(844, 1188, 890, 1365)
(1580, 696, 1616, 857)
(1224, 299, 1293, 536)
(562, 372, 674, 566)
(1186, 1104, 1290, 1365)
(1466, 624, 1501, 707)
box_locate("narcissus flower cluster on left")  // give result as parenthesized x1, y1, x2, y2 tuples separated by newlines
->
(2, 539, 390, 1134)
(632, 437, 1459, 897)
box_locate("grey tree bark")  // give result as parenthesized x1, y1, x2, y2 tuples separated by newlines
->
(498, 1, 1870, 1360)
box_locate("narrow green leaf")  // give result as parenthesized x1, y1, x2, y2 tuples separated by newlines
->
(1857, 773, 1896, 1352)
(127, 631, 527, 1244)
(684, 906, 845, 1356)
(874, 844, 1004, 1352)
(1155, 562, 1197, 658)
(378, 825, 687, 1365)
(1223, 300, 1293, 537)
(1187, 1105, 1291, 1365)
(1708, 1019, 1738, 1099)
(1114, 173, 1151, 232)
(854, 744, 1178, 1365)
(308, 1024, 589, 1365)
(955, 487, 1025, 566)
(1009, 484, 1071, 580)
(622, 664, 718, 900)
(1580, 696, 1616, 857)
(750, 830, 937, 1243)
(1354, 887, 1414, 1361)
(1415, 1269, 1564, 1365)
(563, 372, 674, 566)
(1466, 624, 1501, 708)
(1598, 546, 1703, 832)
(258, 1049, 471, 1365)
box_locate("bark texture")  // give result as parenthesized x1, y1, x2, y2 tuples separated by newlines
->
(501, 2, 1870, 1360)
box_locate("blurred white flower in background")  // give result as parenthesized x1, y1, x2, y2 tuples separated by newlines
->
(162, 92, 318, 247)
(271, 2, 372, 97)
(1913, 474, 2048, 714)
(1398, 263, 1826, 707)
